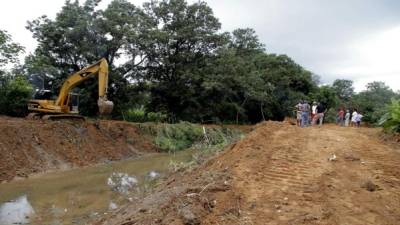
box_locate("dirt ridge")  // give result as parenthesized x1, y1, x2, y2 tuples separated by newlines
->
(0, 116, 157, 182)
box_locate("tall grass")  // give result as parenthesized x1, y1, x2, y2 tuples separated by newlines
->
(138, 122, 242, 153)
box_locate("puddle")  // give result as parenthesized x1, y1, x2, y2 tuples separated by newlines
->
(0, 151, 193, 224)
(0, 195, 34, 224)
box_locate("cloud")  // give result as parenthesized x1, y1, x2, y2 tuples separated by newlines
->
(206, 0, 400, 91)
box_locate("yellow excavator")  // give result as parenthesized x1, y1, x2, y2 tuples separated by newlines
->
(27, 58, 114, 119)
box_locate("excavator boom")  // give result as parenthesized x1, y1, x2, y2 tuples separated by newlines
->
(28, 58, 114, 118)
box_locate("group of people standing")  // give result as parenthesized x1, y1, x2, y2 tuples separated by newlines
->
(336, 108, 363, 127)
(295, 101, 326, 127)
(295, 101, 363, 128)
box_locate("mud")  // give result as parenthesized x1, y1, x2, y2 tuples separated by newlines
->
(0, 150, 194, 225)
(96, 121, 400, 225)
(0, 116, 157, 182)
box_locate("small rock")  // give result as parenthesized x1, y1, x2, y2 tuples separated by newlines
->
(148, 171, 159, 179)
(138, 208, 147, 213)
(109, 202, 118, 210)
(344, 156, 360, 161)
(328, 154, 337, 161)
(361, 180, 380, 192)
(179, 206, 200, 225)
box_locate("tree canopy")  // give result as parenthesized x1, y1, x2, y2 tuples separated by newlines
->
(0, 0, 397, 126)
(18, 0, 318, 123)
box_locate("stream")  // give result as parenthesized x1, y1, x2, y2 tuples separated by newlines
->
(0, 151, 194, 225)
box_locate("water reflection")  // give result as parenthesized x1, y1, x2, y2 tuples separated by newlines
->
(0, 151, 193, 224)
(0, 195, 35, 225)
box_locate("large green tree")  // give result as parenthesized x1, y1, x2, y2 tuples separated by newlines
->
(0, 30, 31, 117)
(25, 0, 146, 116)
(332, 79, 354, 103)
(198, 29, 316, 123)
(138, 0, 227, 121)
(0, 30, 24, 67)
(353, 81, 398, 124)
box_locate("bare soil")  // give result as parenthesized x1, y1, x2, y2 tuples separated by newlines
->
(95, 121, 400, 225)
(0, 116, 157, 182)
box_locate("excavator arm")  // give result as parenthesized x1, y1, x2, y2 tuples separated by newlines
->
(28, 58, 114, 116)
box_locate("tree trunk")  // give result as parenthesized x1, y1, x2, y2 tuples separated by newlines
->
(260, 102, 266, 121)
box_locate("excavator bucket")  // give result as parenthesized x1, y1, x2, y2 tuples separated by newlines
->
(98, 98, 114, 115)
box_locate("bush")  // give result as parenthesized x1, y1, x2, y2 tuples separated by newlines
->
(147, 112, 167, 123)
(0, 76, 33, 117)
(379, 99, 400, 133)
(123, 107, 167, 123)
(154, 122, 203, 152)
(124, 108, 146, 122)
(138, 122, 242, 153)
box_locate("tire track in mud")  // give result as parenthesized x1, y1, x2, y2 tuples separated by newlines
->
(231, 124, 400, 225)
(231, 123, 333, 224)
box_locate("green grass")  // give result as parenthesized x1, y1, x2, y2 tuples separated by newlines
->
(138, 122, 242, 153)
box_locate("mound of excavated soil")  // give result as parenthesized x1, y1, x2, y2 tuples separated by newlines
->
(0, 116, 157, 182)
(96, 121, 400, 225)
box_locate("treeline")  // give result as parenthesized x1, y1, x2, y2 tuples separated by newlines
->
(0, 0, 399, 126)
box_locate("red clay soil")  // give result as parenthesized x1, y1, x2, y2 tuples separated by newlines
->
(95, 121, 400, 225)
(0, 116, 157, 182)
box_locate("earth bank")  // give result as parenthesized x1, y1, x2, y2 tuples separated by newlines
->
(94, 121, 400, 225)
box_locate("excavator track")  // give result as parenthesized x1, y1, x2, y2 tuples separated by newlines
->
(26, 113, 85, 121)
(41, 114, 85, 121)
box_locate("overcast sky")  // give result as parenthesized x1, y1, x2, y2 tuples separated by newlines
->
(1, 0, 399, 91)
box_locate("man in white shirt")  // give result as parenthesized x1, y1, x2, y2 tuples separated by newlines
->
(351, 109, 358, 127)
(311, 101, 317, 122)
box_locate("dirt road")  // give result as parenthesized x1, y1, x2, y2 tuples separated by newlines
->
(98, 121, 400, 225)
(228, 122, 400, 224)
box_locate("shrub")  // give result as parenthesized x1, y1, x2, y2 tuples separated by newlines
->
(379, 98, 400, 133)
(124, 108, 147, 122)
(0, 76, 33, 117)
(154, 122, 203, 152)
(147, 112, 167, 123)
(138, 122, 242, 153)
(123, 107, 167, 123)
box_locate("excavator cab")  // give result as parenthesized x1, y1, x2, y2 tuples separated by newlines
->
(68, 92, 80, 114)
(33, 89, 54, 100)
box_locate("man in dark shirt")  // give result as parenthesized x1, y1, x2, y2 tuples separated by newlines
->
(313, 103, 325, 126)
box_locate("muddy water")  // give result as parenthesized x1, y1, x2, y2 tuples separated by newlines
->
(0, 151, 193, 225)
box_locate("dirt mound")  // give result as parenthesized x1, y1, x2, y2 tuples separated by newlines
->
(96, 121, 400, 225)
(0, 116, 157, 182)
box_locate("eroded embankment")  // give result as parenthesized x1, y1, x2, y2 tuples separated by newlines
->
(0, 117, 157, 182)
